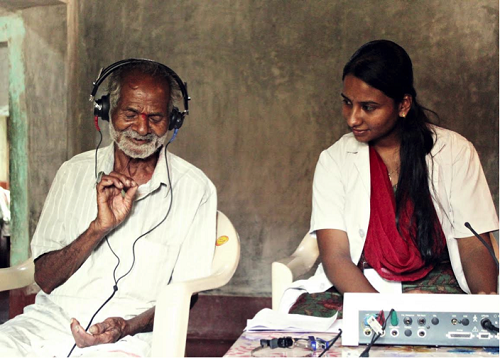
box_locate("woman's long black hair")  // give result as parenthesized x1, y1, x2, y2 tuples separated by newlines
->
(343, 40, 442, 265)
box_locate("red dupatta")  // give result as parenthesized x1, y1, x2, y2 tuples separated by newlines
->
(363, 146, 446, 282)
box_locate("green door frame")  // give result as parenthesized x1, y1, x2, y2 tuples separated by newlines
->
(0, 14, 29, 266)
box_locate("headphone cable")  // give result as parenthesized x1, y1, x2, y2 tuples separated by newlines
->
(68, 139, 174, 357)
(110, 141, 174, 287)
(94, 125, 103, 179)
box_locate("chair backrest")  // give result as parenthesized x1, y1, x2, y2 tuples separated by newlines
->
(292, 232, 319, 269)
(271, 233, 319, 310)
(212, 211, 240, 283)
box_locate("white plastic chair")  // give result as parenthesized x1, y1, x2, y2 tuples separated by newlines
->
(0, 211, 240, 358)
(152, 210, 240, 357)
(0, 257, 34, 292)
(271, 233, 319, 310)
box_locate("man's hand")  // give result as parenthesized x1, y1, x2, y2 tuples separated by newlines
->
(95, 171, 138, 233)
(34, 172, 138, 294)
(70, 317, 129, 348)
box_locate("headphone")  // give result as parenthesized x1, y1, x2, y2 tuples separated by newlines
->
(89, 58, 190, 132)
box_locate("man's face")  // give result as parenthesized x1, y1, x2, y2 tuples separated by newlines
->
(110, 71, 171, 159)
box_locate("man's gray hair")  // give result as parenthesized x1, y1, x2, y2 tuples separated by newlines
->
(107, 61, 181, 120)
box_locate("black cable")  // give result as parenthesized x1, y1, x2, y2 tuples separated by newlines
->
(106, 236, 121, 284)
(360, 332, 379, 357)
(68, 139, 175, 357)
(464, 222, 499, 268)
(67, 284, 118, 357)
(481, 318, 499, 333)
(359, 309, 394, 357)
(113, 142, 174, 287)
(318, 329, 342, 357)
(94, 130, 103, 180)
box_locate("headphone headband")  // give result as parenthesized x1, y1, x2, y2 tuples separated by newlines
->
(90, 58, 190, 131)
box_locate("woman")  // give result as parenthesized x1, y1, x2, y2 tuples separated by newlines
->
(289, 40, 498, 317)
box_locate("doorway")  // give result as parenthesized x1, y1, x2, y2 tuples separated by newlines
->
(0, 42, 10, 270)
(0, 42, 8, 188)
(0, 41, 9, 324)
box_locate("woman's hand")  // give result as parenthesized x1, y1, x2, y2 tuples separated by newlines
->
(404, 289, 433, 294)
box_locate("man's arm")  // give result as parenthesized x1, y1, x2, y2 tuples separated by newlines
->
(34, 171, 138, 294)
(35, 221, 109, 294)
(70, 307, 155, 348)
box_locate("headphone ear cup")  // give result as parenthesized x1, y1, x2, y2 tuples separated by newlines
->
(94, 94, 110, 122)
(169, 107, 185, 131)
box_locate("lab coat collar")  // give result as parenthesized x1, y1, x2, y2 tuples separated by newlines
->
(345, 134, 371, 194)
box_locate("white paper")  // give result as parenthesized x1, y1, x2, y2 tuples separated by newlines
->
(245, 308, 342, 333)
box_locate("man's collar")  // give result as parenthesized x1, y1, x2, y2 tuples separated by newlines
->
(97, 143, 169, 194)
(96, 144, 115, 175)
(150, 146, 170, 186)
(133, 146, 169, 200)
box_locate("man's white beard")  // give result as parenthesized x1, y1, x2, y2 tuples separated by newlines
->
(109, 122, 169, 159)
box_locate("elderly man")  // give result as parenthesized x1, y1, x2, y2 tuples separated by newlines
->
(0, 61, 216, 356)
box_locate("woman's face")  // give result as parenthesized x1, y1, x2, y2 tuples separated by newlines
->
(341, 75, 407, 146)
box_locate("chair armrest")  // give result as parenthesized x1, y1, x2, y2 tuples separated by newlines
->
(151, 238, 239, 357)
(0, 257, 35, 292)
(271, 234, 319, 310)
(151, 272, 233, 357)
(151, 282, 193, 357)
(151, 210, 240, 357)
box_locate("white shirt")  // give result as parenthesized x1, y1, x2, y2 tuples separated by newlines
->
(309, 125, 498, 294)
(31, 144, 217, 325)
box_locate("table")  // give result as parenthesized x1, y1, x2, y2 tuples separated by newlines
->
(224, 331, 499, 357)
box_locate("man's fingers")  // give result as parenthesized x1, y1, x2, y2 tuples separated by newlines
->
(70, 318, 95, 348)
(89, 323, 101, 335)
(89, 321, 111, 335)
(124, 184, 139, 202)
(70, 318, 80, 330)
(97, 172, 137, 192)
(97, 177, 125, 192)
(104, 171, 137, 188)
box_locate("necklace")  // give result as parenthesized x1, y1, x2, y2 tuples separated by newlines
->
(388, 169, 399, 186)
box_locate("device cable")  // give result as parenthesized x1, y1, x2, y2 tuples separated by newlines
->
(360, 309, 394, 357)
(481, 318, 499, 333)
(318, 329, 342, 357)
(464, 222, 499, 267)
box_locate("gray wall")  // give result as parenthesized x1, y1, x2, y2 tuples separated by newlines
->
(32, 0, 500, 296)
(21, 4, 67, 238)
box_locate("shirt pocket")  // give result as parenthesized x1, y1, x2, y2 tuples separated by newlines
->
(120, 240, 181, 303)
